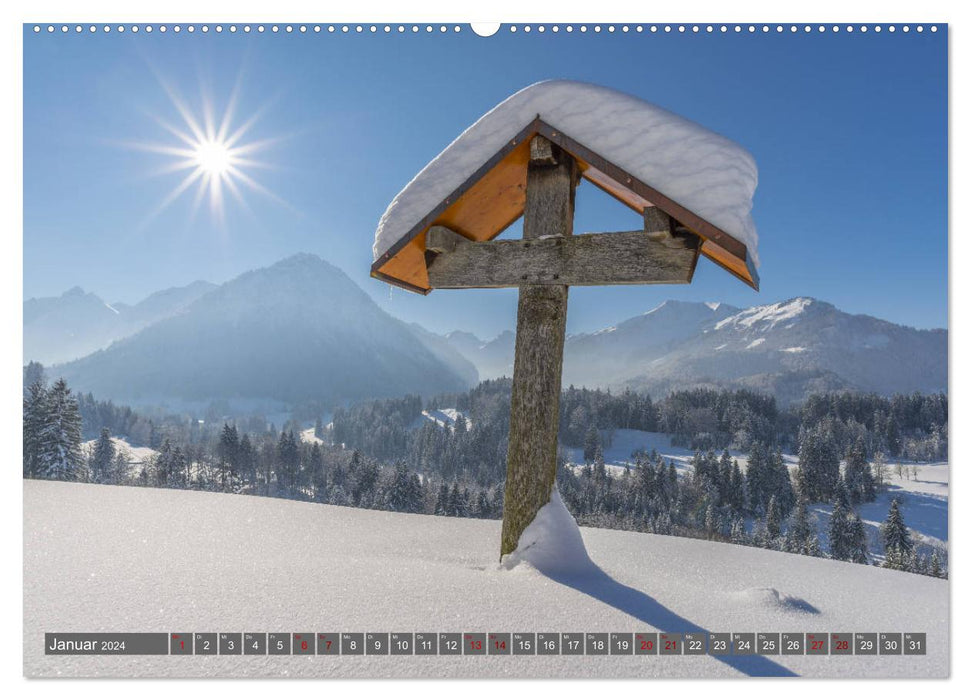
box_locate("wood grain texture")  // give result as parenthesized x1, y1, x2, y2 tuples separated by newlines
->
(425, 225, 468, 254)
(426, 229, 699, 288)
(500, 136, 577, 558)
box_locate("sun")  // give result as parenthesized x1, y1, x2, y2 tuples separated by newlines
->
(125, 72, 289, 228)
(193, 139, 233, 175)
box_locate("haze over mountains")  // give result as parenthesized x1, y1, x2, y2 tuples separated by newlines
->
(39, 254, 475, 407)
(449, 298, 947, 405)
(25, 254, 946, 409)
(24, 281, 216, 365)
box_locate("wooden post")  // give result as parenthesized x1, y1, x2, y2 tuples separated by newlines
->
(500, 136, 578, 557)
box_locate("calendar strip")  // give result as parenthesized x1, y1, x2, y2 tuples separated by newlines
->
(44, 632, 926, 656)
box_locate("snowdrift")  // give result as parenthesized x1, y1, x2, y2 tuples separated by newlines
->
(24, 481, 947, 678)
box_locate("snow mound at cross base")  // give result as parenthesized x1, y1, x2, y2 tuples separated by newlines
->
(501, 486, 596, 577)
(373, 80, 759, 265)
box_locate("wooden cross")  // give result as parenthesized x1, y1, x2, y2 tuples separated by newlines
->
(423, 135, 701, 557)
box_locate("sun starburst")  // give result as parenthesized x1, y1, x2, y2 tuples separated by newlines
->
(124, 71, 289, 229)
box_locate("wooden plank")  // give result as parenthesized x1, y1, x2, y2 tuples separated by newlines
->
(501, 136, 576, 558)
(426, 230, 699, 288)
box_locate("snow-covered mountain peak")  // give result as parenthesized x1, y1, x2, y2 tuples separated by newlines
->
(715, 297, 816, 332)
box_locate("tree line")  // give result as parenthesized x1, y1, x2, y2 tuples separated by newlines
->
(22, 366, 946, 578)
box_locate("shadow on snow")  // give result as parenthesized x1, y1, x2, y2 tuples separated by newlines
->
(538, 562, 798, 677)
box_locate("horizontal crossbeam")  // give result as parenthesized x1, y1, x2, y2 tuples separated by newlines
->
(425, 226, 700, 289)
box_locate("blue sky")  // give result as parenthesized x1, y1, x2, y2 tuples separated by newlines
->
(24, 25, 947, 337)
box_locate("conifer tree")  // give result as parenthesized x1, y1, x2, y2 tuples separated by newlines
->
(765, 495, 782, 540)
(828, 480, 852, 561)
(847, 513, 870, 564)
(583, 425, 601, 464)
(796, 426, 840, 502)
(309, 443, 326, 500)
(23, 381, 47, 478)
(37, 379, 83, 481)
(704, 502, 718, 539)
(785, 494, 822, 557)
(728, 460, 746, 513)
(881, 499, 913, 558)
(730, 515, 746, 544)
(218, 424, 240, 489)
(434, 482, 449, 515)
(90, 427, 115, 484)
(745, 442, 770, 514)
(843, 437, 875, 504)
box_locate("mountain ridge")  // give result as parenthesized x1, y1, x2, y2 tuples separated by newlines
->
(51, 254, 475, 407)
(443, 296, 946, 404)
(31, 255, 946, 407)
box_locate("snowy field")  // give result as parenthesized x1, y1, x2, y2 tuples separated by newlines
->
(810, 462, 948, 559)
(81, 436, 157, 465)
(24, 481, 947, 678)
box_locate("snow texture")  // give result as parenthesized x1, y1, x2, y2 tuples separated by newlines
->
(25, 481, 946, 678)
(501, 486, 595, 577)
(373, 80, 759, 265)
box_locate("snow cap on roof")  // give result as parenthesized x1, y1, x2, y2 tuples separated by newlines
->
(373, 79, 759, 266)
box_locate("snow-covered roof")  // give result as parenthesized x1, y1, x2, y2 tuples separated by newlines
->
(372, 80, 759, 292)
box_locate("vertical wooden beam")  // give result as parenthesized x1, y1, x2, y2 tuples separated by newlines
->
(500, 136, 578, 557)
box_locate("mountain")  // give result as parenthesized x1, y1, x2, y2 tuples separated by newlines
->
(446, 298, 947, 404)
(444, 330, 516, 381)
(121, 280, 218, 330)
(24, 281, 216, 365)
(52, 254, 474, 406)
(405, 323, 479, 387)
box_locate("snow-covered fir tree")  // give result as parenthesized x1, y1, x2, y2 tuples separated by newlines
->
(843, 437, 876, 504)
(785, 494, 822, 557)
(583, 425, 601, 463)
(89, 427, 115, 484)
(828, 479, 853, 561)
(796, 424, 840, 503)
(847, 513, 870, 564)
(309, 443, 326, 500)
(881, 499, 913, 570)
(35, 379, 83, 481)
(23, 380, 48, 478)
(765, 495, 782, 540)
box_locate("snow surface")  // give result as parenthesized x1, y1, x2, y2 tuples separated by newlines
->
(374, 80, 759, 265)
(409, 408, 472, 433)
(299, 428, 324, 446)
(25, 481, 946, 678)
